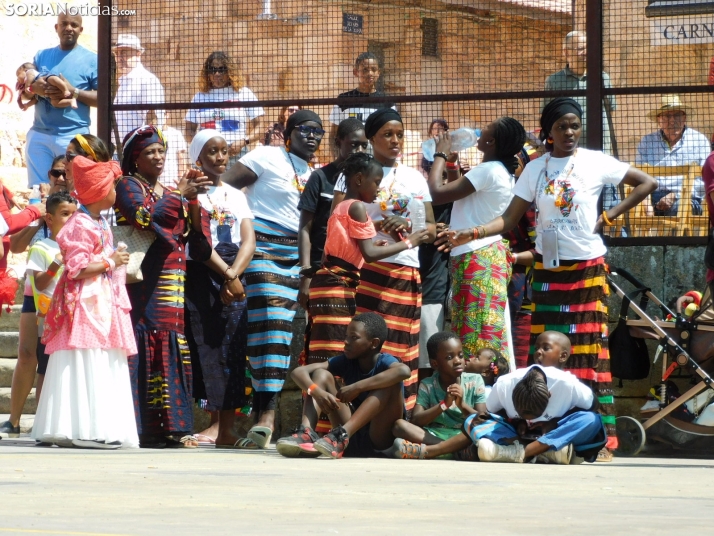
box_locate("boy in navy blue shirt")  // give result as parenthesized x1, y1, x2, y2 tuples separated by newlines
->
(278, 312, 409, 459)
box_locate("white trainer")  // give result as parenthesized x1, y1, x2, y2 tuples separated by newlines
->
(537, 444, 574, 465)
(477, 438, 525, 463)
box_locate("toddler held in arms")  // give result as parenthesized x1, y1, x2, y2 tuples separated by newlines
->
(16, 62, 77, 110)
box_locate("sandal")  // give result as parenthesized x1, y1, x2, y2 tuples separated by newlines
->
(192, 434, 216, 447)
(164, 435, 199, 449)
(596, 447, 613, 462)
(247, 426, 272, 449)
(232, 438, 260, 450)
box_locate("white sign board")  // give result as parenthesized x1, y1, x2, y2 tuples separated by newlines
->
(651, 15, 714, 45)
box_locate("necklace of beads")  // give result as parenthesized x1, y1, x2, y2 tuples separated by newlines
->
(286, 150, 311, 193)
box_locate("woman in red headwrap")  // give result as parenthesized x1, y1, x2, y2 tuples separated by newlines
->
(32, 156, 138, 449)
(114, 125, 212, 449)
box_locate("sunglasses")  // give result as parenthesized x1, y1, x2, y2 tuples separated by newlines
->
(65, 152, 78, 161)
(208, 66, 228, 74)
(49, 169, 66, 178)
(295, 125, 325, 139)
(287, 107, 300, 114)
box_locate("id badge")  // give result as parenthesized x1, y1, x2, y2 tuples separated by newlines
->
(541, 228, 560, 270)
(217, 224, 232, 243)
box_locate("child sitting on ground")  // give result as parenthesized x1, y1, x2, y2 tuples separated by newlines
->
(466, 365, 604, 464)
(277, 312, 410, 459)
(464, 347, 511, 396)
(389, 332, 487, 460)
(16, 62, 77, 111)
(25, 191, 77, 404)
(532, 330, 571, 368)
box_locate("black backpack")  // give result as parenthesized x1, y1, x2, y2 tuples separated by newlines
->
(609, 289, 651, 385)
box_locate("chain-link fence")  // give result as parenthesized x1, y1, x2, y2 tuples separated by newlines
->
(105, 0, 714, 243)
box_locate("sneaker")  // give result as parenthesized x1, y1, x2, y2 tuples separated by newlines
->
(276, 426, 321, 458)
(536, 444, 574, 465)
(313, 425, 349, 459)
(0, 420, 20, 438)
(477, 438, 525, 463)
(388, 438, 426, 459)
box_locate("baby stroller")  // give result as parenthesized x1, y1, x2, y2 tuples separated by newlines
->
(608, 267, 714, 455)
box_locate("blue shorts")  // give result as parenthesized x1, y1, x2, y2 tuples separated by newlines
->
(21, 295, 36, 314)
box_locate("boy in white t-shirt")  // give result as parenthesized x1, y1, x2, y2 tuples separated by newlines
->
(25, 192, 77, 399)
(463, 365, 606, 464)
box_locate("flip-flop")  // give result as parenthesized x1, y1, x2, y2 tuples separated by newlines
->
(228, 438, 261, 450)
(192, 434, 216, 447)
(247, 426, 272, 449)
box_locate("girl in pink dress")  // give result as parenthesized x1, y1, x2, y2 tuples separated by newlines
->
(32, 156, 138, 449)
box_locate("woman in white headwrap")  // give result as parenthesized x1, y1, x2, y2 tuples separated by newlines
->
(185, 129, 256, 448)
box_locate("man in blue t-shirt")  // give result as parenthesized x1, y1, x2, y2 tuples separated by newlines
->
(25, 13, 98, 187)
(276, 312, 409, 459)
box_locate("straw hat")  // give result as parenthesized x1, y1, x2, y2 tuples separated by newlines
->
(647, 94, 690, 121)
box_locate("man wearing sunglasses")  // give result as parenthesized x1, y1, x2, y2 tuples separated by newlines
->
(112, 34, 166, 141)
(24, 13, 98, 188)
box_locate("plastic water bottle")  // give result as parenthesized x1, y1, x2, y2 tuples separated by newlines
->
(29, 185, 41, 205)
(408, 196, 426, 232)
(421, 127, 481, 162)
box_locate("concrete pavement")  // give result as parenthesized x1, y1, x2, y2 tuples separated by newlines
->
(0, 438, 713, 535)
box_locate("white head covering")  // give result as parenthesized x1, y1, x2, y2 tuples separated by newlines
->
(189, 129, 224, 166)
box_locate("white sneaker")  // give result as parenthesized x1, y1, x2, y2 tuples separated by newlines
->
(536, 444, 574, 465)
(478, 438, 525, 463)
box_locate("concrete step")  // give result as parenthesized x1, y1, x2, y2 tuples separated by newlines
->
(0, 387, 36, 415)
(1, 358, 39, 388)
(0, 413, 34, 436)
(0, 304, 22, 331)
(0, 332, 19, 358)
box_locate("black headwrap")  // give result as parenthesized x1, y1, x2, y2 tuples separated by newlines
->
(285, 109, 322, 139)
(540, 97, 583, 139)
(364, 108, 403, 139)
(121, 126, 167, 175)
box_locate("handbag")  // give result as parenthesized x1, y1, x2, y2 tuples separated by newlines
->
(113, 176, 156, 284)
(609, 289, 650, 384)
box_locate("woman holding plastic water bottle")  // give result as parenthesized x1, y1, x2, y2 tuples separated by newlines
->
(426, 117, 527, 370)
(332, 108, 436, 415)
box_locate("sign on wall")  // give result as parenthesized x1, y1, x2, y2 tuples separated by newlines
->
(648, 0, 714, 45)
(343, 13, 363, 34)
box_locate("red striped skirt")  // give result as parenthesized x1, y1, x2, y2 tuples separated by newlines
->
(307, 257, 361, 365)
(530, 255, 617, 449)
(356, 261, 421, 416)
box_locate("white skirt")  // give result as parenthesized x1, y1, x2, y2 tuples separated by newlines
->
(31, 348, 139, 448)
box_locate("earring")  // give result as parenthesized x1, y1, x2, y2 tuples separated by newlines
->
(547, 137, 554, 144)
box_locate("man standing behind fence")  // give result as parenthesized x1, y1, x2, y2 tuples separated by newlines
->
(112, 34, 165, 144)
(543, 31, 617, 208)
(25, 13, 97, 188)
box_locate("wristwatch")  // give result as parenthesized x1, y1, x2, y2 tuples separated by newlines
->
(72, 87, 80, 99)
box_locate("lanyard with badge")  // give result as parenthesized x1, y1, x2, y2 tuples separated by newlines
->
(536, 152, 577, 269)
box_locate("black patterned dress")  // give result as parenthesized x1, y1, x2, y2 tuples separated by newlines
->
(115, 175, 194, 439)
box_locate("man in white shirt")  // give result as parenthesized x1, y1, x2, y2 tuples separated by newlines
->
(112, 34, 165, 143)
(463, 366, 606, 464)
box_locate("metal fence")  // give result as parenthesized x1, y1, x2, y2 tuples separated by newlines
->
(103, 0, 714, 244)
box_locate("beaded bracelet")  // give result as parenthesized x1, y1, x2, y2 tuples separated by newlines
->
(433, 152, 448, 161)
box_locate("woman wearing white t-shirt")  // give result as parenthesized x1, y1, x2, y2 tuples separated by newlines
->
(222, 110, 323, 448)
(184, 51, 264, 165)
(185, 130, 256, 449)
(427, 117, 527, 372)
(439, 98, 657, 459)
(333, 108, 437, 415)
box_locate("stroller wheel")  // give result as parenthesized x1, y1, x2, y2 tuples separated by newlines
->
(615, 416, 646, 457)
